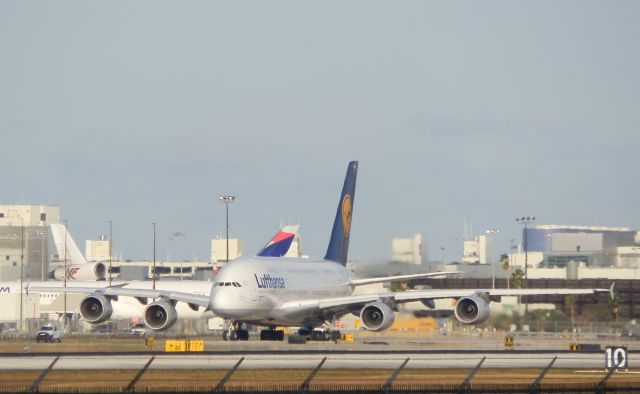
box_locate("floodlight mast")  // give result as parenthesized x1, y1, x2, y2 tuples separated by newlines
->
(516, 216, 536, 316)
(218, 195, 236, 263)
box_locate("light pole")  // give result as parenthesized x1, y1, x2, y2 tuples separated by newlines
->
(516, 216, 536, 316)
(515, 217, 535, 281)
(485, 229, 500, 289)
(218, 195, 235, 263)
(19, 217, 24, 331)
(107, 220, 113, 286)
(35, 229, 47, 281)
(63, 219, 68, 329)
(152, 222, 156, 291)
(170, 232, 186, 280)
(508, 238, 517, 289)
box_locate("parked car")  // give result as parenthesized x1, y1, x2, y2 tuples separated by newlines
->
(91, 322, 117, 335)
(127, 323, 147, 336)
(0, 322, 17, 337)
(35, 324, 63, 343)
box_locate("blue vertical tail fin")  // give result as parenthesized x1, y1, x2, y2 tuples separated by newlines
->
(324, 161, 358, 265)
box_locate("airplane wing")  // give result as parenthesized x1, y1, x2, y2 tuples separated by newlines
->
(277, 286, 613, 316)
(27, 286, 211, 308)
(347, 271, 462, 286)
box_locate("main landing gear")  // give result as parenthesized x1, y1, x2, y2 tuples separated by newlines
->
(259, 326, 284, 341)
(222, 321, 249, 341)
(287, 327, 342, 344)
(221, 322, 342, 343)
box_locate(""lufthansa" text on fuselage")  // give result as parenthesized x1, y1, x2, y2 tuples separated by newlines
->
(254, 274, 285, 289)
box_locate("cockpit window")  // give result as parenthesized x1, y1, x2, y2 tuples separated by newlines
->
(216, 281, 242, 288)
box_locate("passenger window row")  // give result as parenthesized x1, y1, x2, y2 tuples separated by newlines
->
(215, 282, 241, 287)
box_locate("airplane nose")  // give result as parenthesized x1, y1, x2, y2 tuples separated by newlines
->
(210, 290, 231, 315)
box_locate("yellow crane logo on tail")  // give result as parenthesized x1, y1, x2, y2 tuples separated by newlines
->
(342, 194, 352, 237)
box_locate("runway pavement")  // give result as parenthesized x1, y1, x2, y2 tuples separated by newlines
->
(0, 351, 621, 370)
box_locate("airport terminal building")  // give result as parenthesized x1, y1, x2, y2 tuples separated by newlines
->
(526, 225, 638, 268)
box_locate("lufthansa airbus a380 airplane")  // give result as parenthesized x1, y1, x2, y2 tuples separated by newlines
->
(32, 161, 612, 341)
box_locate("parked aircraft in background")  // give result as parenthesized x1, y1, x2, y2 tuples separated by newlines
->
(49, 223, 301, 281)
(256, 225, 299, 257)
(50, 223, 107, 281)
(31, 161, 611, 341)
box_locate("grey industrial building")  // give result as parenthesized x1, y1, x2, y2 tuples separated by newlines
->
(0, 205, 58, 281)
(525, 225, 638, 268)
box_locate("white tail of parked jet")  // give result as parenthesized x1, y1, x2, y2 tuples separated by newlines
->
(49, 223, 107, 281)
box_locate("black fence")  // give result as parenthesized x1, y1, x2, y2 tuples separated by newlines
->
(1, 383, 640, 394)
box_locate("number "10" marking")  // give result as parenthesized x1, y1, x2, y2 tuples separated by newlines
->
(605, 346, 628, 370)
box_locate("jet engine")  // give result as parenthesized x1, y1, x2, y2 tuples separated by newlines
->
(79, 293, 113, 324)
(53, 262, 107, 281)
(420, 299, 436, 309)
(359, 301, 395, 331)
(454, 293, 491, 324)
(144, 300, 178, 331)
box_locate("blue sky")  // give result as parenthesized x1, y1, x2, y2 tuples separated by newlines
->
(1, 1, 638, 262)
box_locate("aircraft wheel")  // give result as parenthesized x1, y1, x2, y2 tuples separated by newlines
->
(260, 330, 272, 340)
(309, 331, 323, 341)
(259, 329, 284, 341)
(297, 327, 313, 338)
(222, 331, 229, 341)
(230, 330, 238, 341)
(288, 334, 307, 344)
(237, 329, 249, 341)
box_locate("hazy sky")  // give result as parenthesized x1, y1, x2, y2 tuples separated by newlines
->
(1, 1, 638, 262)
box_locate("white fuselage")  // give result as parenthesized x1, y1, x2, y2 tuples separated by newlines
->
(210, 257, 354, 327)
(1, 281, 213, 320)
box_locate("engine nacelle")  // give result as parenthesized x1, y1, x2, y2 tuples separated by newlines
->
(79, 293, 113, 324)
(359, 301, 395, 331)
(454, 293, 491, 324)
(420, 299, 436, 309)
(53, 262, 107, 281)
(144, 300, 178, 331)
